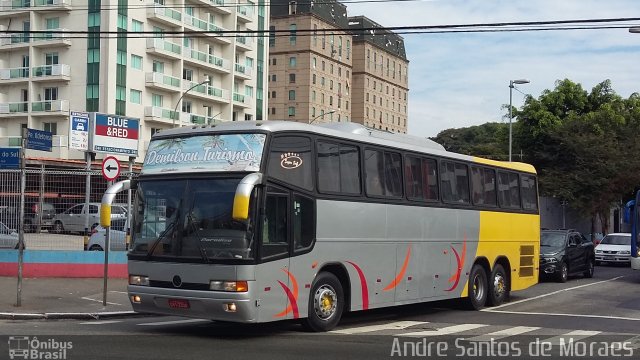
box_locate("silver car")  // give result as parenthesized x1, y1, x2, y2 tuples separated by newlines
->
(52, 203, 127, 234)
(595, 233, 631, 264)
(0, 221, 19, 249)
(87, 218, 128, 251)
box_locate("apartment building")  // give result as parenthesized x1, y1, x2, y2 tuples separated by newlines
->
(349, 16, 408, 134)
(269, 0, 351, 124)
(0, 0, 268, 162)
(268, 0, 408, 132)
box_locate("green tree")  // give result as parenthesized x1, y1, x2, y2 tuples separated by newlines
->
(430, 123, 509, 160)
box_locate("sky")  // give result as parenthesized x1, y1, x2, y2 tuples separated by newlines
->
(346, 0, 640, 138)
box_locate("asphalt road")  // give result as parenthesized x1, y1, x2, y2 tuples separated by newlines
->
(1, 265, 638, 360)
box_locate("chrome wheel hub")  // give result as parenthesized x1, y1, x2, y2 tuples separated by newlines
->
(314, 285, 337, 320)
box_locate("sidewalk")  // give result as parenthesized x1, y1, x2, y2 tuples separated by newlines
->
(0, 276, 139, 320)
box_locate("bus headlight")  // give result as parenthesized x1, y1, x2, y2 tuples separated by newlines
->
(620, 251, 631, 255)
(210, 280, 248, 292)
(129, 275, 149, 286)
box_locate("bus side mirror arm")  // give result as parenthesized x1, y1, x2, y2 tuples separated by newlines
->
(232, 173, 263, 221)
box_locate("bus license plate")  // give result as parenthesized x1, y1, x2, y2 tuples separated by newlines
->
(168, 299, 190, 309)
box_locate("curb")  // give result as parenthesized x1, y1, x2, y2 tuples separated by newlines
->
(0, 311, 145, 320)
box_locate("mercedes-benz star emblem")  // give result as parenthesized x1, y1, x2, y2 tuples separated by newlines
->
(172, 275, 182, 288)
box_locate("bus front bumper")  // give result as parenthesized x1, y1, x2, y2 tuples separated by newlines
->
(128, 285, 257, 323)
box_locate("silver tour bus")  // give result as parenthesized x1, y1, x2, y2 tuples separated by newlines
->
(127, 121, 540, 331)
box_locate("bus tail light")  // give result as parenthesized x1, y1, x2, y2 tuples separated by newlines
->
(210, 280, 248, 292)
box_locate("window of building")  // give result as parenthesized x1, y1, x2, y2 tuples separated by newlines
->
(312, 74, 316, 84)
(321, 61, 325, 71)
(269, 25, 275, 47)
(289, 57, 297, 67)
(182, 100, 192, 113)
(43, 122, 57, 135)
(131, 54, 142, 70)
(152, 93, 163, 107)
(289, 90, 296, 100)
(329, 80, 333, 90)
(329, 96, 333, 106)
(271, 91, 276, 98)
(183, 68, 193, 81)
(271, 74, 276, 81)
(440, 161, 470, 204)
(317, 141, 361, 194)
(130, 89, 142, 104)
(131, 19, 143, 32)
(312, 91, 316, 101)
(312, 57, 317, 69)
(288, 106, 295, 116)
(152, 60, 164, 73)
(321, 77, 325, 86)
(289, 24, 297, 45)
(271, 107, 276, 115)
(289, 73, 296, 83)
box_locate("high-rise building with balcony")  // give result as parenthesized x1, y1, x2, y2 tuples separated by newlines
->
(0, 0, 269, 162)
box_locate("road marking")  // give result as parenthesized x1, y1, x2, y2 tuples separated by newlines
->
(79, 320, 122, 325)
(402, 324, 487, 337)
(467, 326, 540, 342)
(331, 321, 428, 334)
(543, 330, 601, 345)
(481, 309, 640, 322)
(81, 297, 123, 306)
(483, 276, 624, 310)
(137, 319, 210, 326)
(109, 291, 128, 294)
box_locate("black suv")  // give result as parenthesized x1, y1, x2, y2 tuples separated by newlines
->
(540, 229, 595, 282)
(0, 201, 57, 233)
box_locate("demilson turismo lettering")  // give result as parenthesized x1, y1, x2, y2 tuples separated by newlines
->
(145, 147, 257, 165)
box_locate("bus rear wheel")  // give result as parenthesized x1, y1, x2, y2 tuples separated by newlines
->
(488, 264, 509, 306)
(466, 264, 488, 310)
(302, 272, 344, 332)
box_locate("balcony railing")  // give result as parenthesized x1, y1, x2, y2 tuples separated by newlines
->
(145, 106, 191, 124)
(0, 34, 30, 46)
(234, 63, 252, 76)
(149, 5, 182, 22)
(34, 0, 71, 7)
(31, 99, 69, 112)
(236, 36, 253, 47)
(0, 67, 29, 80)
(32, 28, 71, 43)
(145, 72, 181, 88)
(188, 49, 228, 70)
(146, 38, 182, 56)
(184, 81, 226, 99)
(32, 64, 70, 78)
(5, 0, 30, 9)
(191, 114, 222, 125)
(0, 102, 29, 114)
(233, 93, 250, 104)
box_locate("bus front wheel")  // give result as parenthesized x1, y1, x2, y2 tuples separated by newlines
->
(302, 272, 344, 332)
(466, 264, 488, 310)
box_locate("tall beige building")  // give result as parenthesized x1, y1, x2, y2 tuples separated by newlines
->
(349, 16, 408, 134)
(0, 0, 269, 162)
(268, 0, 408, 132)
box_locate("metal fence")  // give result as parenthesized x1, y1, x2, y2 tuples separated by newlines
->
(0, 168, 137, 251)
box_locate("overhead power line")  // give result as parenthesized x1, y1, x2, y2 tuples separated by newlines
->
(2, 18, 639, 39)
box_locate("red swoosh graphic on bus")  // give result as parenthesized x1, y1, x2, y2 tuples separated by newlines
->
(445, 236, 467, 292)
(346, 261, 369, 310)
(383, 246, 412, 291)
(274, 269, 299, 318)
(277, 281, 299, 319)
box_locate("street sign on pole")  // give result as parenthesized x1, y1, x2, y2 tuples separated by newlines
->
(25, 128, 52, 152)
(69, 111, 90, 151)
(90, 113, 140, 156)
(101, 156, 121, 181)
(0, 148, 20, 169)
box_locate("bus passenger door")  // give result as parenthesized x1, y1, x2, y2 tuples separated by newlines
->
(256, 186, 291, 322)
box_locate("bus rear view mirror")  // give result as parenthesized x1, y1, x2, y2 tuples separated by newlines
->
(232, 173, 263, 221)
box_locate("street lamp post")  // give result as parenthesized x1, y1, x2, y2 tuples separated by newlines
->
(509, 79, 530, 162)
(173, 77, 211, 128)
(309, 110, 336, 124)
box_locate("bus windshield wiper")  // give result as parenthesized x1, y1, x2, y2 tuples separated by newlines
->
(146, 220, 176, 258)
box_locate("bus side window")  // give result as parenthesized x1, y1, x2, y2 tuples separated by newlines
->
(262, 187, 289, 259)
(293, 194, 315, 252)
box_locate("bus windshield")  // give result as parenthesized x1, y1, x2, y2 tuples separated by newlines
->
(131, 178, 255, 262)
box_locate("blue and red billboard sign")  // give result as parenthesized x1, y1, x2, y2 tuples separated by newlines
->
(91, 113, 140, 156)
